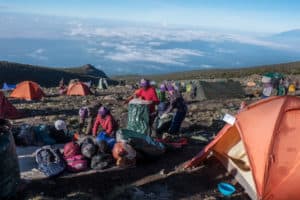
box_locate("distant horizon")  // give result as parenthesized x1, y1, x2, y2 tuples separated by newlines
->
(2, 59, 300, 77)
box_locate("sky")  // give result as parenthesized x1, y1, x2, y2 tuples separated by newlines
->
(0, 0, 300, 75)
(0, 0, 300, 33)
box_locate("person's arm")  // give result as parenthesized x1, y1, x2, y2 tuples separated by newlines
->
(105, 116, 113, 135)
(152, 88, 160, 105)
(86, 117, 93, 135)
(164, 97, 176, 114)
(92, 115, 100, 136)
(124, 95, 134, 104)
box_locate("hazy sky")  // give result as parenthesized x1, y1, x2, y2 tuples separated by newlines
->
(1, 0, 299, 33)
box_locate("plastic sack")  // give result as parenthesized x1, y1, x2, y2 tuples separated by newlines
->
(16, 124, 35, 146)
(127, 100, 150, 135)
(34, 125, 56, 146)
(116, 129, 165, 157)
(66, 155, 88, 172)
(112, 142, 136, 167)
(91, 153, 114, 170)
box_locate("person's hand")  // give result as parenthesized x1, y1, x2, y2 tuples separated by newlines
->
(160, 113, 168, 119)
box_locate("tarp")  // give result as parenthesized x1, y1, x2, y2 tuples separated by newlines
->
(10, 81, 45, 100)
(263, 72, 284, 79)
(185, 96, 300, 200)
(127, 99, 151, 135)
(116, 129, 165, 157)
(0, 91, 20, 119)
(198, 80, 244, 100)
(2, 83, 16, 91)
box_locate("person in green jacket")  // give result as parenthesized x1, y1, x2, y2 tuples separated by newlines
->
(277, 78, 286, 96)
(156, 84, 167, 103)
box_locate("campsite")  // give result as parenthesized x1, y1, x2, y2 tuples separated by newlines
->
(2, 61, 300, 200)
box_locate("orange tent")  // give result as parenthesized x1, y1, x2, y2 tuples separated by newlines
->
(67, 82, 90, 96)
(0, 91, 19, 119)
(185, 96, 300, 200)
(10, 81, 45, 101)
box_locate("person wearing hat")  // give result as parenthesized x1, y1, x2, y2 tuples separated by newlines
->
(161, 84, 187, 134)
(78, 101, 102, 135)
(135, 79, 159, 113)
(92, 106, 118, 137)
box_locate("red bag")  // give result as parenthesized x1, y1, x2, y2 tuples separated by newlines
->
(66, 155, 88, 172)
(63, 141, 80, 158)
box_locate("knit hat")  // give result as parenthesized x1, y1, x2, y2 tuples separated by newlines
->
(98, 106, 108, 116)
(54, 120, 67, 133)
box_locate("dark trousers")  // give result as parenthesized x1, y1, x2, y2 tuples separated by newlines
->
(169, 110, 187, 134)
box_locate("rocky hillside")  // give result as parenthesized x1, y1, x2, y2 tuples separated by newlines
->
(0, 61, 109, 87)
(114, 61, 300, 82)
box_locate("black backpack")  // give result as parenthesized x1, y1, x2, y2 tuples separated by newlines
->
(80, 137, 97, 159)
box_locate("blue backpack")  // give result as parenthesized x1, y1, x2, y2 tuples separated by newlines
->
(35, 146, 66, 177)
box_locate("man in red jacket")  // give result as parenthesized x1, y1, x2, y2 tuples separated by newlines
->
(92, 106, 117, 137)
(135, 79, 159, 113)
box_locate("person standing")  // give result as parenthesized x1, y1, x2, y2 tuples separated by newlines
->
(161, 84, 187, 134)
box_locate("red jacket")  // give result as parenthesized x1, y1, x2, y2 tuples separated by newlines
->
(135, 87, 159, 113)
(92, 114, 116, 136)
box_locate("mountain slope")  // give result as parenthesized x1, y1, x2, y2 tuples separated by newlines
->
(0, 61, 108, 87)
(273, 29, 300, 39)
(114, 61, 300, 82)
(62, 64, 107, 78)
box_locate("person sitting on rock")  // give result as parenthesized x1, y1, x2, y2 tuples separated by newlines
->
(78, 101, 102, 136)
(161, 84, 187, 135)
(92, 106, 118, 137)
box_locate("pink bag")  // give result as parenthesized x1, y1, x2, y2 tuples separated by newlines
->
(66, 155, 88, 172)
(64, 142, 80, 159)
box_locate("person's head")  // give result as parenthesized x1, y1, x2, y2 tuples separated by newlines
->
(79, 107, 88, 119)
(140, 78, 150, 89)
(54, 120, 67, 133)
(160, 84, 167, 92)
(167, 84, 175, 95)
(98, 106, 109, 117)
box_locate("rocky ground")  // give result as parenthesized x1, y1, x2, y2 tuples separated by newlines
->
(5, 78, 262, 200)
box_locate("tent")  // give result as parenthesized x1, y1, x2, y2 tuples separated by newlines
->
(10, 81, 45, 101)
(98, 78, 108, 90)
(2, 83, 16, 91)
(0, 91, 19, 119)
(186, 96, 300, 199)
(67, 82, 90, 96)
(185, 96, 300, 200)
(187, 80, 244, 100)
